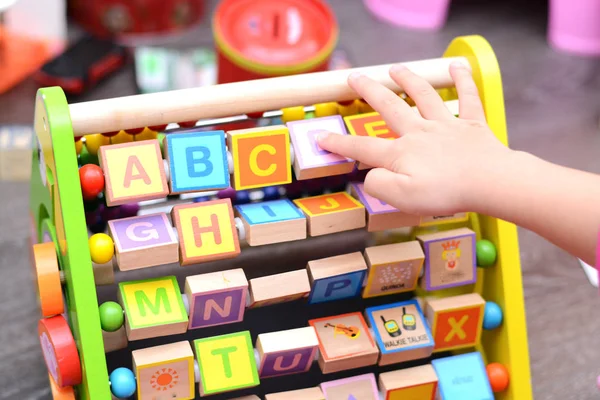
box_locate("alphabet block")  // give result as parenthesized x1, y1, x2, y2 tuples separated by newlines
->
(419, 213, 469, 227)
(417, 227, 476, 291)
(172, 199, 240, 266)
(287, 116, 355, 180)
(108, 213, 178, 271)
(132, 341, 195, 400)
(307, 252, 367, 304)
(99, 140, 169, 206)
(350, 183, 420, 231)
(309, 312, 379, 374)
(293, 192, 365, 237)
(344, 112, 398, 170)
(256, 327, 319, 379)
(379, 364, 438, 400)
(426, 293, 485, 352)
(193, 331, 260, 396)
(235, 199, 306, 246)
(164, 130, 229, 194)
(248, 269, 311, 308)
(320, 373, 379, 400)
(363, 241, 424, 298)
(432, 352, 493, 400)
(185, 268, 248, 330)
(365, 300, 434, 366)
(227, 125, 291, 190)
(118, 276, 188, 341)
(265, 387, 324, 400)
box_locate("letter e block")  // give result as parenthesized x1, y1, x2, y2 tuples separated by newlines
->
(344, 113, 398, 169)
(293, 192, 365, 236)
(307, 252, 367, 304)
(432, 352, 493, 400)
(320, 373, 379, 400)
(379, 364, 438, 400)
(256, 327, 318, 379)
(248, 269, 311, 308)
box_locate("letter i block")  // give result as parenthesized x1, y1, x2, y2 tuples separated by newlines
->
(132, 341, 195, 400)
(108, 213, 179, 271)
(432, 352, 493, 400)
(307, 252, 367, 304)
(293, 192, 365, 237)
(118, 276, 188, 341)
(185, 268, 248, 330)
(256, 327, 318, 379)
(172, 199, 240, 266)
(193, 331, 260, 396)
(320, 373, 379, 400)
(426, 293, 485, 352)
(164, 130, 230, 194)
(99, 140, 169, 206)
(344, 113, 398, 170)
(227, 125, 291, 190)
(379, 364, 438, 400)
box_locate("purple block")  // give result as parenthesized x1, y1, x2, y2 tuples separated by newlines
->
(189, 288, 246, 329)
(109, 213, 176, 251)
(259, 347, 316, 378)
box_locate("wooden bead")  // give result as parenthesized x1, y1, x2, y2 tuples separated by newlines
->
(133, 127, 158, 142)
(281, 106, 305, 123)
(79, 164, 105, 201)
(110, 130, 134, 144)
(38, 316, 82, 388)
(124, 127, 144, 134)
(486, 363, 509, 392)
(84, 133, 109, 156)
(314, 102, 338, 117)
(88, 233, 114, 264)
(99, 301, 124, 332)
(32, 242, 64, 317)
(74, 139, 83, 155)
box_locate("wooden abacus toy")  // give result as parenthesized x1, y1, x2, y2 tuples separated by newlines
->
(30, 35, 532, 400)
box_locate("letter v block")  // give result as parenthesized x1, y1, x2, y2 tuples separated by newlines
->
(99, 139, 169, 206)
(119, 276, 188, 341)
(185, 269, 248, 330)
(256, 327, 319, 379)
(108, 213, 178, 271)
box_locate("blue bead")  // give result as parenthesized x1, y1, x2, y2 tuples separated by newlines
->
(193, 195, 210, 203)
(262, 186, 280, 201)
(235, 190, 250, 205)
(110, 367, 136, 398)
(483, 301, 503, 330)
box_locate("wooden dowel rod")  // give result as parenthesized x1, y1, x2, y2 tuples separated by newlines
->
(68, 56, 468, 136)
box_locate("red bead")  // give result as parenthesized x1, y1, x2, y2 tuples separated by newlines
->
(101, 131, 120, 137)
(124, 127, 144, 134)
(74, 136, 82, 142)
(337, 100, 354, 106)
(79, 164, 105, 201)
(178, 120, 197, 128)
(148, 124, 168, 132)
(246, 111, 264, 119)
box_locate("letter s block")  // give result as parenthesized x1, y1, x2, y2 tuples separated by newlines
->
(227, 126, 291, 190)
(294, 192, 365, 236)
(256, 327, 318, 379)
(108, 213, 179, 271)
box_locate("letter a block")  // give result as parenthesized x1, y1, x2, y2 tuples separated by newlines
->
(108, 213, 178, 271)
(320, 373, 379, 400)
(344, 113, 398, 170)
(99, 140, 169, 206)
(307, 252, 367, 304)
(227, 126, 291, 190)
(432, 352, 493, 400)
(185, 268, 248, 330)
(118, 276, 188, 341)
(379, 364, 438, 400)
(172, 199, 240, 266)
(193, 331, 260, 396)
(294, 192, 365, 237)
(132, 341, 195, 400)
(164, 130, 230, 194)
(256, 327, 319, 379)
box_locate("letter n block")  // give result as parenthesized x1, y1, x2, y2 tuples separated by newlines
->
(344, 113, 398, 170)
(99, 140, 169, 206)
(256, 327, 318, 379)
(227, 126, 291, 190)
(185, 268, 248, 330)
(108, 213, 178, 271)
(172, 199, 240, 266)
(307, 252, 367, 304)
(164, 130, 230, 194)
(379, 364, 438, 400)
(118, 276, 188, 341)
(293, 192, 365, 236)
(193, 331, 260, 396)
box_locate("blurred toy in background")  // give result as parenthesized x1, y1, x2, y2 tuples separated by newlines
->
(548, 0, 600, 55)
(363, 0, 451, 31)
(0, 124, 33, 181)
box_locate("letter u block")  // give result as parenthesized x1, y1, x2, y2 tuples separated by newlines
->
(108, 213, 179, 271)
(294, 192, 365, 236)
(256, 327, 319, 379)
(119, 276, 188, 341)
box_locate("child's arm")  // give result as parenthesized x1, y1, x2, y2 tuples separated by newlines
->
(317, 63, 600, 266)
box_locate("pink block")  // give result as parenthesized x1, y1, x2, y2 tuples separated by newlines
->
(549, 0, 600, 55)
(363, 0, 451, 31)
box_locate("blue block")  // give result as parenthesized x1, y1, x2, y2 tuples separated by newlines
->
(308, 269, 366, 304)
(166, 130, 229, 193)
(236, 199, 304, 225)
(432, 352, 494, 400)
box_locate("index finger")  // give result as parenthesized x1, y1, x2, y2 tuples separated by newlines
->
(317, 133, 396, 170)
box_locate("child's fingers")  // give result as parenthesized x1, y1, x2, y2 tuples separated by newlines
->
(364, 168, 412, 209)
(317, 133, 396, 170)
(449, 62, 486, 122)
(389, 64, 453, 121)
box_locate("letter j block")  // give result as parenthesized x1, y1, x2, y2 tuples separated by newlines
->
(294, 192, 365, 236)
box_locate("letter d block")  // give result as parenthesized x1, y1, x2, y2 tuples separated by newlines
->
(194, 331, 260, 396)
(294, 192, 365, 236)
(108, 213, 178, 271)
(119, 276, 188, 341)
(256, 327, 318, 379)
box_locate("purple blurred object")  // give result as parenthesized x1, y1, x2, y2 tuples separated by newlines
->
(285, 180, 303, 200)
(548, 0, 600, 55)
(119, 203, 140, 218)
(102, 205, 121, 222)
(85, 210, 100, 226)
(217, 187, 236, 201)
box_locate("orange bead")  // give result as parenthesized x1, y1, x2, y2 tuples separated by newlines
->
(486, 362, 509, 392)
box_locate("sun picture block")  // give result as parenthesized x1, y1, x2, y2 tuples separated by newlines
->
(265, 387, 324, 400)
(248, 269, 311, 308)
(379, 364, 438, 400)
(256, 327, 319, 379)
(344, 113, 398, 170)
(294, 192, 365, 237)
(432, 352, 493, 400)
(307, 252, 367, 304)
(320, 373, 379, 400)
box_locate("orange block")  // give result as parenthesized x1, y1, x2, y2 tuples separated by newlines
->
(294, 192, 365, 236)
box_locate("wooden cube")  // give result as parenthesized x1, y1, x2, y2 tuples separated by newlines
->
(379, 364, 438, 400)
(287, 116, 355, 180)
(344, 112, 398, 170)
(193, 331, 260, 396)
(172, 199, 241, 266)
(132, 341, 195, 400)
(248, 269, 311, 308)
(307, 252, 367, 304)
(350, 183, 420, 231)
(102, 326, 127, 353)
(265, 387, 324, 400)
(256, 327, 319, 378)
(432, 352, 493, 400)
(294, 192, 365, 237)
(320, 373, 379, 400)
(426, 293, 485, 352)
(365, 300, 434, 366)
(118, 276, 188, 341)
(108, 213, 178, 271)
(363, 241, 424, 298)
(99, 140, 169, 206)
(235, 199, 306, 246)
(309, 312, 379, 374)
(417, 227, 477, 291)
(185, 268, 248, 330)
(419, 212, 469, 227)
(227, 125, 292, 190)
(92, 260, 115, 285)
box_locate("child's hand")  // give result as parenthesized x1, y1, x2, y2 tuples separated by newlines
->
(317, 62, 514, 216)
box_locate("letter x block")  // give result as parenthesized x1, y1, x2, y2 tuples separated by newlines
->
(294, 192, 365, 237)
(256, 327, 319, 379)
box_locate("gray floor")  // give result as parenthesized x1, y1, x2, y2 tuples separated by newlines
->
(2, 0, 600, 399)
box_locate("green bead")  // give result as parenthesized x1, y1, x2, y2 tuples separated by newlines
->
(158, 133, 166, 156)
(476, 239, 497, 267)
(99, 301, 124, 332)
(78, 145, 98, 166)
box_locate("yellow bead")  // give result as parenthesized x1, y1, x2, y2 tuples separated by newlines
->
(84, 134, 110, 156)
(314, 102, 338, 117)
(281, 106, 305, 123)
(75, 140, 83, 155)
(358, 99, 374, 114)
(134, 128, 158, 142)
(89, 233, 114, 264)
(111, 130, 134, 145)
(338, 100, 360, 117)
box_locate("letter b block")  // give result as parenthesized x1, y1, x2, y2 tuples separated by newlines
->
(256, 327, 318, 379)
